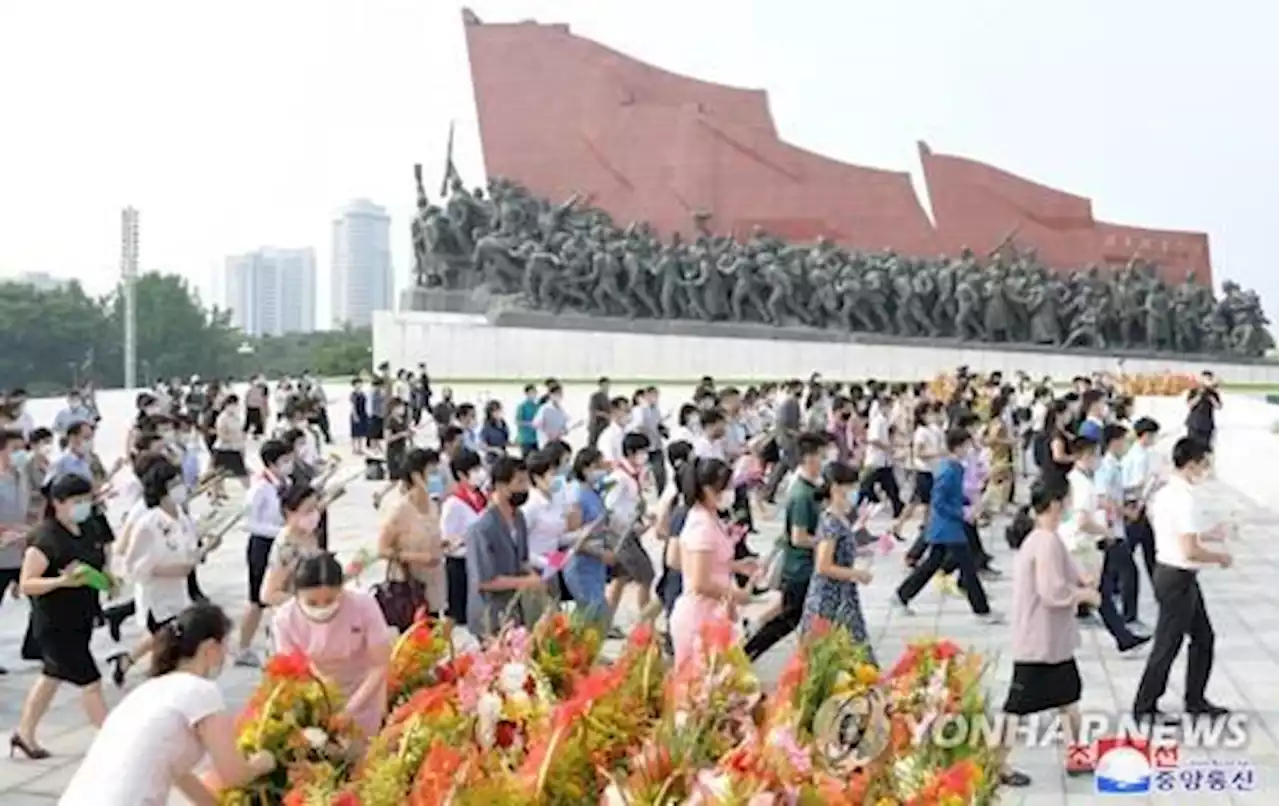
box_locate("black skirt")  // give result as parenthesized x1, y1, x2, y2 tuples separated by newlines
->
(1002, 658, 1082, 715)
(911, 470, 934, 504)
(34, 625, 100, 686)
(212, 449, 248, 478)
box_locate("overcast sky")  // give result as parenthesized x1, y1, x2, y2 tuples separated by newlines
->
(1, 0, 1275, 329)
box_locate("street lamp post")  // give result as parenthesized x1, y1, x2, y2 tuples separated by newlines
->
(121, 207, 140, 389)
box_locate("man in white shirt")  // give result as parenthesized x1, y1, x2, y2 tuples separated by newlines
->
(691, 408, 728, 461)
(234, 439, 293, 667)
(594, 396, 630, 468)
(858, 396, 904, 521)
(1064, 437, 1147, 653)
(1133, 436, 1231, 721)
(1121, 417, 1162, 580)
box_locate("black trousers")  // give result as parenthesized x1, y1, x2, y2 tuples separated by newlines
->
(310, 409, 332, 444)
(907, 522, 992, 571)
(1104, 536, 1140, 623)
(858, 466, 904, 518)
(1098, 540, 1140, 646)
(647, 449, 668, 498)
(1134, 565, 1215, 713)
(1126, 514, 1157, 581)
(744, 579, 807, 660)
(896, 542, 990, 615)
(760, 442, 796, 504)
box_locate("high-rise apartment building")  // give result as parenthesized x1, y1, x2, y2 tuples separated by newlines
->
(223, 247, 317, 337)
(331, 199, 392, 328)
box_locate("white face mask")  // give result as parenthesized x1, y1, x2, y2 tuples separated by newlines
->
(468, 468, 486, 488)
(169, 485, 189, 506)
(299, 600, 341, 623)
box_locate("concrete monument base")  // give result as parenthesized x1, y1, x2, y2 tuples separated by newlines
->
(374, 308, 1279, 386)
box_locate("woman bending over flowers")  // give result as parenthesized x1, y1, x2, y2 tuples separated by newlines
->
(273, 553, 391, 738)
(61, 603, 275, 805)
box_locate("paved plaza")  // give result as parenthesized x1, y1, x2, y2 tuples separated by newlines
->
(0, 385, 1275, 804)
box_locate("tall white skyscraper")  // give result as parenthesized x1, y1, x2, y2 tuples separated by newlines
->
(223, 248, 317, 337)
(331, 199, 392, 328)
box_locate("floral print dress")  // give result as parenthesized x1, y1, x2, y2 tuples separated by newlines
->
(801, 511, 875, 664)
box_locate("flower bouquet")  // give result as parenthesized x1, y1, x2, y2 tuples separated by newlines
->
(601, 617, 763, 802)
(529, 609, 604, 698)
(771, 619, 879, 740)
(217, 651, 360, 806)
(521, 624, 667, 805)
(346, 680, 473, 806)
(386, 614, 454, 708)
(877, 638, 1002, 805)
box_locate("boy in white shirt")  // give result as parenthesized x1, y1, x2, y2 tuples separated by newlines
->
(595, 397, 630, 468)
(1065, 437, 1147, 652)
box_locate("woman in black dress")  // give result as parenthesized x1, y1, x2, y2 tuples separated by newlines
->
(11, 474, 115, 759)
(1035, 399, 1076, 489)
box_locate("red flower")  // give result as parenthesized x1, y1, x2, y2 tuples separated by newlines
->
(629, 622, 654, 649)
(932, 639, 961, 662)
(885, 646, 921, 680)
(494, 719, 519, 749)
(334, 793, 362, 806)
(265, 650, 312, 681)
(699, 616, 733, 653)
(523, 674, 537, 696)
(808, 616, 832, 638)
(283, 790, 306, 806)
(777, 653, 806, 693)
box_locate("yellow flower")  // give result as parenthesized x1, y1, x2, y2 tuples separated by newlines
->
(874, 798, 899, 806)
(854, 663, 880, 686)
(832, 671, 855, 692)
(507, 690, 533, 719)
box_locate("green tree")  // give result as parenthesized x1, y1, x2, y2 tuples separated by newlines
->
(0, 280, 112, 394)
(100, 273, 243, 385)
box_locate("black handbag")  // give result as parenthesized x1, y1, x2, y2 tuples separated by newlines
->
(372, 561, 427, 631)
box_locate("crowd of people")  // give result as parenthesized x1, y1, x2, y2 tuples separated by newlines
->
(0, 362, 1237, 803)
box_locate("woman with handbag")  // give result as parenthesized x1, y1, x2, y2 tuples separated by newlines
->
(376, 448, 446, 630)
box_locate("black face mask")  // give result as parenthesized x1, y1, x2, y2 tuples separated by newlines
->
(508, 490, 529, 507)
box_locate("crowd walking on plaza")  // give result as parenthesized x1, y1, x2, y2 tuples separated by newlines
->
(0, 362, 1238, 802)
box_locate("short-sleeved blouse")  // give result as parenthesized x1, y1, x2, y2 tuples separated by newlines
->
(568, 480, 606, 525)
(678, 505, 735, 591)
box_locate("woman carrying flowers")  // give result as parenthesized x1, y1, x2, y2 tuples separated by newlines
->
(800, 461, 876, 664)
(668, 457, 752, 668)
(273, 553, 392, 739)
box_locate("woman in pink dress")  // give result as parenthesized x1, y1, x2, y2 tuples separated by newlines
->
(273, 553, 391, 739)
(668, 458, 752, 669)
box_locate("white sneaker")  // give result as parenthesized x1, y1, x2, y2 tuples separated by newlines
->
(891, 596, 915, 617)
(977, 611, 1006, 625)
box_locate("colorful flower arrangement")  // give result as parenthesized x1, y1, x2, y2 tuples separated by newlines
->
(216, 651, 361, 806)
(386, 614, 454, 707)
(1117, 372, 1199, 396)
(529, 609, 604, 698)
(219, 613, 1004, 806)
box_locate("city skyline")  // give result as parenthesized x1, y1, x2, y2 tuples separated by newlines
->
(223, 247, 318, 337)
(330, 199, 393, 329)
(1, 1, 1275, 328)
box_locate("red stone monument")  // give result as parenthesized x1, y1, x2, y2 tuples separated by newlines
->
(463, 11, 1212, 285)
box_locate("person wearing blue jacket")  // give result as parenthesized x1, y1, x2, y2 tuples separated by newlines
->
(894, 427, 1001, 622)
